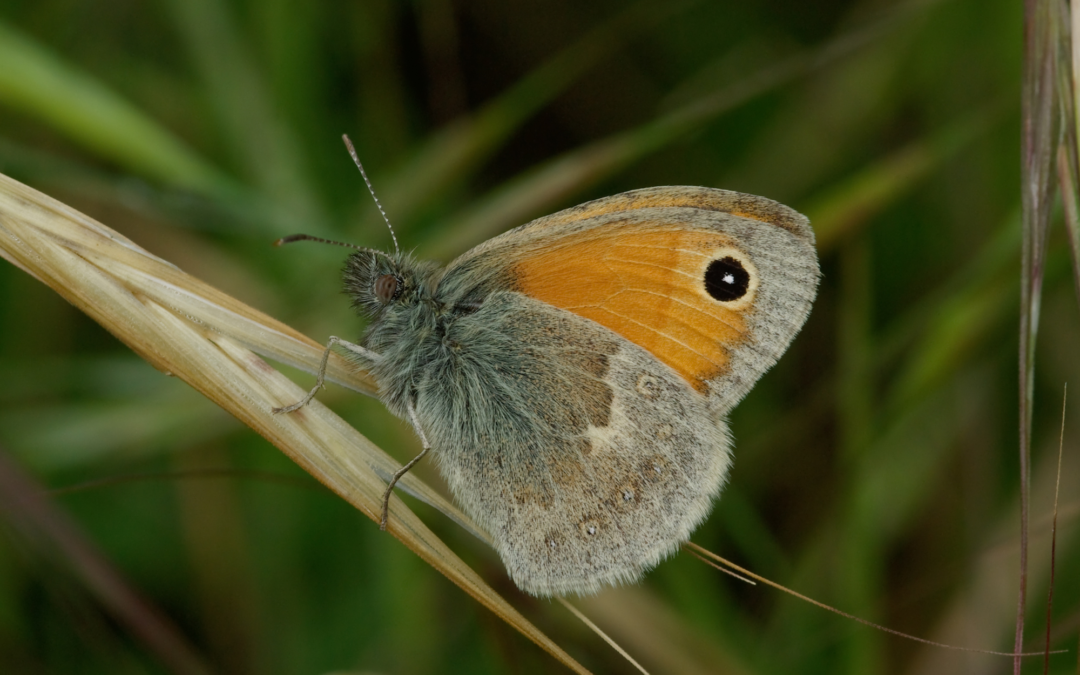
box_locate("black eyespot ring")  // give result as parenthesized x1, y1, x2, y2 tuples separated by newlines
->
(374, 274, 401, 303)
(704, 256, 750, 301)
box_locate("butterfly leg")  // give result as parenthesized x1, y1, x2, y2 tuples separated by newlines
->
(273, 336, 381, 414)
(379, 399, 431, 531)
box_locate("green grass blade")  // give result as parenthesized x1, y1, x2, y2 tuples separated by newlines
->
(807, 108, 1002, 253)
(163, 0, 327, 229)
(0, 20, 235, 198)
(1057, 4, 1080, 316)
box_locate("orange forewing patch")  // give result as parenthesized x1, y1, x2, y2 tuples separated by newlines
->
(514, 229, 750, 392)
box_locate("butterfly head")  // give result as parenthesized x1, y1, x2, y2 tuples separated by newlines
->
(343, 249, 440, 318)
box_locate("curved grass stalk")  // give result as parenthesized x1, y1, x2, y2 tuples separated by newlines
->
(0, 170, 590, 674)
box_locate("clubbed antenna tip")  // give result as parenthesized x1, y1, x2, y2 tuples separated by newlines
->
(342, 134, 400, 256)
(274, 233, 366, 251)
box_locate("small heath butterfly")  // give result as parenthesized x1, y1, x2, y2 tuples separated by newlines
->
(281, 169, 819, 596)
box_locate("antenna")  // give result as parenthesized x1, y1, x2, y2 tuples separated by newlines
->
(274, 234, 366, 250)
(342, 134, 400, 256)
(274, 233, 397, 263)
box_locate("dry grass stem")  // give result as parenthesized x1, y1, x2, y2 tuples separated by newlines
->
(0, 171, 588, 673)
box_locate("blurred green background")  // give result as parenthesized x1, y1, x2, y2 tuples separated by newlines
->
(0, 0, 1076, 673)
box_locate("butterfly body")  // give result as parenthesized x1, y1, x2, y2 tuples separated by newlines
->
(343, 186, 818, 596)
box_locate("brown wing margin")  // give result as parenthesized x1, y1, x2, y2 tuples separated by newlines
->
(530, 186, 813, 243)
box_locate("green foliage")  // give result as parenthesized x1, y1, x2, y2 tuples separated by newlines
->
(0, 0, 1076, 673)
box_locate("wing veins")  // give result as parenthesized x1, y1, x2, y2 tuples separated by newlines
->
(566, 286, 747, 338)
(584, 306, 719, 366)
(603, 255, 698, 280)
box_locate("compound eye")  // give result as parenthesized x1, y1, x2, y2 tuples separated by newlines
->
(374, 274, 400, 303)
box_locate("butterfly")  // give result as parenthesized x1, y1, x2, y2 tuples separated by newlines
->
(281, 184, 819, 597)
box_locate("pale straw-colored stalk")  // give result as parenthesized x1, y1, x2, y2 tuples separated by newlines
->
(0, 171, 589, 674)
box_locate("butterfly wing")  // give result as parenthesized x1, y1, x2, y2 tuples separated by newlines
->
(420, 186, 818, 595)
(439, 186, 820, 413)
(415, 291, 732, 596)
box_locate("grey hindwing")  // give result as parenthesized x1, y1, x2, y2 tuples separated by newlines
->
(412, 291, 732, 596)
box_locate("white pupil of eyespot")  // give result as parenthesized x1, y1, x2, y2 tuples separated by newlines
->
(723, 273, 735, 284)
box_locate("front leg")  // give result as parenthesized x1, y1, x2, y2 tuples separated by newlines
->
(273, 336, 381, 414)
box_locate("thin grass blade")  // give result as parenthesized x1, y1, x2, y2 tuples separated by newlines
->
(1019, 0, 1064, 669)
